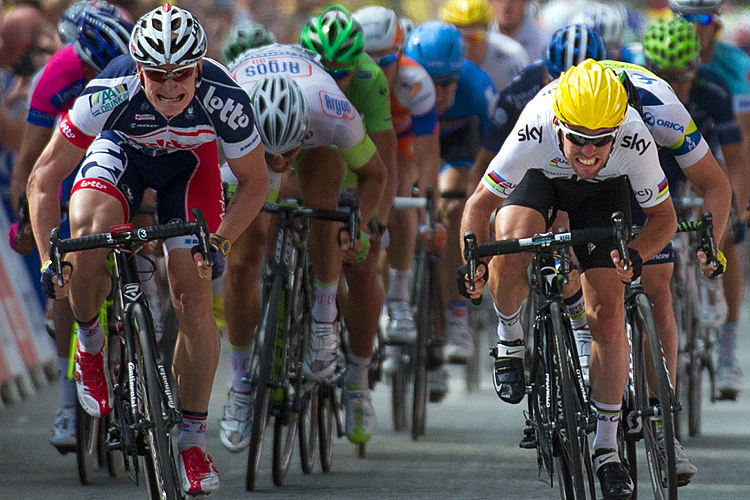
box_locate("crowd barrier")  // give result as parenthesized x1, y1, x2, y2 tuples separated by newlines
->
(0, 204, 55, 408)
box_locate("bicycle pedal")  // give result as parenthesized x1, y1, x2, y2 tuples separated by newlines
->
(519, 427, 537, 449)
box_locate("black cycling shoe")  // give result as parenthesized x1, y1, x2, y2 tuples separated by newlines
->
(594, 448, 634, 500)
(492, 340, 525, 404)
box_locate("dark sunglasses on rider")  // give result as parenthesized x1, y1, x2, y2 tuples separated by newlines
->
(325, 65, 356, 81)
(142, 64, 197, 83)
(265, 142, 303, 163)
(432, 72, 460, 87)
(556, 122, 618, 147)
(372, 52, 398, 68)
(680, 13, 715, 26)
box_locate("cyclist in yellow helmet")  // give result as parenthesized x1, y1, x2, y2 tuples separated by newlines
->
(460, 58, 677, 500)
(439, 0, 528, 91)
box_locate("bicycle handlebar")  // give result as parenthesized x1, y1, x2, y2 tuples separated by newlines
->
(392, 187, 436, 233)
(50, 208, 211, 287)
(261, 198, 361, 250)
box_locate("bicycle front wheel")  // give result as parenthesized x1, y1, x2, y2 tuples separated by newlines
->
(76, 401, 99, 485)
(272, 395, 299, 486)
(411, 249, 430, 440)
(318, 383, 336, 473)
(132, 304, 181, 500)
(245, 273, 282, 491)
(391, 350, 408, 432)
(632, 293, 678, 500)
(298, 385, 318, 474)
(550, 302, 592, 500)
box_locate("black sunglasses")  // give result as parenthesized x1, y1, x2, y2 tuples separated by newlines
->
(557, 122, 618, 147)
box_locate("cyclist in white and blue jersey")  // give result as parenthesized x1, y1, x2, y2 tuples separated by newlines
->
(404, 21, 499, 363)
(27, 6, 269, 496)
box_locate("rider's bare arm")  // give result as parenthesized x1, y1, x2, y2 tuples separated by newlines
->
(27, 129, 86, 263)
(220, 143, 269, 244)
(683, 149, 734, 244)
(630, 197, 678, 262)
(369, 128, 398, 224)
(353, 150, 387, 230)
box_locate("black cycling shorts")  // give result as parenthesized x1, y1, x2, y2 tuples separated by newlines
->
(503, 169, 632, 271)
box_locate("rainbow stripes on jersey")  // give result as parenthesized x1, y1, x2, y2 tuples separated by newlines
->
(656, 177, 669, 201)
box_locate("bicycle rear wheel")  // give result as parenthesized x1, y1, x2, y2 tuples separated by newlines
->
(632, 294, 678, 500)
(550, 302, 592, 499)
(245, 273, 282, 491)
(298, 385, 318, 474)
(132, 304, 180, 500)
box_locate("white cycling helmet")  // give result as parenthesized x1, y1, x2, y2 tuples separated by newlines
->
(668, 0, 724, 14)
(353, 5, 404, 52)
(249, 74, 309, 156)
(400, 16, 414, 39)
(129, 4, 206, 67)
(571, 3, 625, 48)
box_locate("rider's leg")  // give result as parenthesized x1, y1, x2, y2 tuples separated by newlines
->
(718, 233, 743, 396)
(439, 165, 474, 361)
(642, 262, 678, 382)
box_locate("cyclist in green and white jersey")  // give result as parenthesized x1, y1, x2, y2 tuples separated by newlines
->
(219, 42, 387, 450)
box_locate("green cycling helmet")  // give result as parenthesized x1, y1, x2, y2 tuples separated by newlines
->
(642, 18, 700, 72)
(223, 20, 277, 64)
(299, 4, 364, 65)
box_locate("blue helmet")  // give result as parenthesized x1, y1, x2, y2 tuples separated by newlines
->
(73, 12, 133, 73)
(58, 0, 122, 44)
(404, 21, 465, 83)
(545, 23, 607, 79)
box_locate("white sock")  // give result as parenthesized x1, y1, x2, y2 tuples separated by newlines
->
(592, 400, 621, 452)
(76, 316, 104, 353)
(178, 411, 207, 452)
(229, 344, 251, 393)
(387, 268, 411, 303)
(344, 353, 371, 389)
(494, 303, 524, 344)
(312, 280, 339, 323)
(57, 356, 77, 407)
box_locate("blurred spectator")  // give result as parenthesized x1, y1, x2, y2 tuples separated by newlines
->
(487, 0, 547, 59)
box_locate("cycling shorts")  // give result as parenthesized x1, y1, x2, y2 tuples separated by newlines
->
(439, 118, 481, 173)
(71, 130, 224, 253)
(503, 169, 632, 272)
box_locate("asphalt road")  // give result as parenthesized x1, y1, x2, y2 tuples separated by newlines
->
(2, 304, 749, 500)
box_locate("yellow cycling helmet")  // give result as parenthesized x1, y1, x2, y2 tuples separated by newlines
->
(553, 59, 628, 129)
(439, 0, 493, 27)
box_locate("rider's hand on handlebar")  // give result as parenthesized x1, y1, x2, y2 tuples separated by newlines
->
(338, 227, 371, 263)
(697, 248, 726, 278)
(41, 260, 72, 300)
(457, 261, 488, 300)
(192, 242, 226, 281)
(610, 248, 643, 284)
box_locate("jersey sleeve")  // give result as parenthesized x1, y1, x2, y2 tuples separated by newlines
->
(480, 107, 547, 198)
(346, 55, 393, 133)
(616, 115, 670, 209)
(200, 59, 261, 159)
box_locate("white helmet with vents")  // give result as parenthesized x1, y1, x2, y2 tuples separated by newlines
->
(248, 74, 309, 156)
(353, 6, 404, 52)
(129, 4, 206, 67)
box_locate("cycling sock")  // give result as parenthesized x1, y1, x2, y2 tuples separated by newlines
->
(178, 410, 208, 452)
(229, 344, 252, 393)
(387, 268, 411, 303)
(57, 356, 77, 408)
(494, 303, 524, 344)
(564, 288, 588, 330)
(719, 322, 738, 363)
(312, 280, 339, 323)
(76, 316, 104, 353)
(592, 400, 621, 452)
(344, 353, 371, 389)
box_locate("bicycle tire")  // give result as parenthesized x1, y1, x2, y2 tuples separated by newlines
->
(411, 248, 430, 441)
(550, 302, 590, 499)
(391, 354, 408, 432)
(76, 400, 99, 485)
(528, 318, 554, 484)
(132, 304, 181, 500)
(272, 398, 299, 486)
(632, 293, 678, 500)
(318, 383, 335, 473)
(298, 385, 318, 474)
(245, 273, 282, 491)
